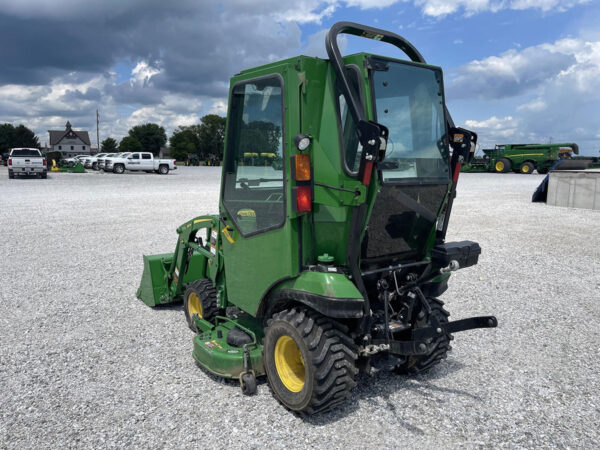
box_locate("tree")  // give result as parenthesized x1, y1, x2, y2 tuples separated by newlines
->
(0, 124, 15, 153)
(0, 123, 39, 152)
(197, 114, 226, 159)
(119, 136, 142, 152)
(128, 123, 166, 155)
(13, 125, 40, 148)
(169, 127, 199, 161)
(101, 137, 118, 153)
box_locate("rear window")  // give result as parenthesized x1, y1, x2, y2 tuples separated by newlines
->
(11, 149, 41, 157)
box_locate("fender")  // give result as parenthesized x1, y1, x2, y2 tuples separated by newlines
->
(259, 270, 364, 319)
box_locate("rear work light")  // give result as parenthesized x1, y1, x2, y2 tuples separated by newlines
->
(294, 185, 312, 213)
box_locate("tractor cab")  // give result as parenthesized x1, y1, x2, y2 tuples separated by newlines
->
(137, 21, 495, 415)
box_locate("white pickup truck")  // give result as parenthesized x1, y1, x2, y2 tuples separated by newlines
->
(111, 152, 177, 175)
(104, 152, 131, 172)
(8, 148, 47, 179)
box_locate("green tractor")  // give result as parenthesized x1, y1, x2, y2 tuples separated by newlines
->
(137, 22, 497, 414)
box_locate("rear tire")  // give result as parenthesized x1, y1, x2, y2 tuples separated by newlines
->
(183, 279, 218, 332)
(41, 172, 47, 179)
(263, 308, 358, 415)
(519, 162, 534, 174)
(494, 158, 511, 173)
(396, 298, 452, 375)
(8, 170, 14, 179)
(158, 165, 169, 175)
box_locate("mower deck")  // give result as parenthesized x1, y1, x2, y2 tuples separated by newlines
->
(192, 314, 265, 379)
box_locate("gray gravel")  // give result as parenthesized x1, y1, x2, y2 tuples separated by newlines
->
(1, 167, 599, 449)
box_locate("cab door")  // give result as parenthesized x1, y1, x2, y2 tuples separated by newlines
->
(219, 73, 295, 316)
(127, 152, 141, 169)
(141, 153, 153, 170)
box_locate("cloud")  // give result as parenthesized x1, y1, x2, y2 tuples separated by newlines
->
(448, 43, 576, 100)
(456, 38, 600, 152)
(414, 0, 589, 17)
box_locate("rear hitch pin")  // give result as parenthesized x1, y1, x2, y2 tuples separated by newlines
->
(440, 260, 460, 273)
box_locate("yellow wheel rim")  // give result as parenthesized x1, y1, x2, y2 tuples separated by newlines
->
(522, 165, 530, 173)
(495, 161, 504, 172)
(187, 292, 203, 318)
(274, 335, 305, 393)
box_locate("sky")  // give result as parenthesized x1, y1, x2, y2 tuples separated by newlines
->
(0, 0, 598, 155)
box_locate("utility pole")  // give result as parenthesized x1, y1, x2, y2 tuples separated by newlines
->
(96, 109, 100, 154)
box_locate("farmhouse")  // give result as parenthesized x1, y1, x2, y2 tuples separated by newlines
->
(48, 121, 91, 156)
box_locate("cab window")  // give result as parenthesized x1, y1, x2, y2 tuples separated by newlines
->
(222, 75, 285, 236)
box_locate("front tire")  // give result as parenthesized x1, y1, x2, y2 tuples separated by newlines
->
(396, 298, 452, 375)
(113, 164, 125, 174)
(263, 308, 358, 415)
(92, 162, 98, 170)
(494, 158, 511, 173)
(183, 279, 218, 332)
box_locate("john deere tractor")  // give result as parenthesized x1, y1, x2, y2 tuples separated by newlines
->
(137, 22, 497, 414)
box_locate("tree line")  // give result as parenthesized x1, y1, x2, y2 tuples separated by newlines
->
(1, 114, 226, 161)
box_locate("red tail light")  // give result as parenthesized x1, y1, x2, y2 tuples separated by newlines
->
(8, 158, 12, 166)
(43, 159, 47, 166)
(173, 160, 177, 165)
(294, 185, 312, 213)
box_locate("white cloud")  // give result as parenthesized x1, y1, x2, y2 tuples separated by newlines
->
(448, 40, 579, 99)
(414, 0, 588, 17)
(130, 62, 161, 87)
(517, 99, 546, 111)
(465, 116, 520, 138)
(456, 37, 600, 153)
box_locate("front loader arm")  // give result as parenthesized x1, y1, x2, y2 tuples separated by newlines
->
(136, 215, 219, 307)
(165, 216, 219, 300)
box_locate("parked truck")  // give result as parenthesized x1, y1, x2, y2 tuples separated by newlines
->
(109, 151, 176, 174)
(7, 148, 47, 179)
(462, 143, 579, 174)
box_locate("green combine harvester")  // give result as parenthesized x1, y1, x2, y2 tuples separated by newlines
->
(137, 22, 497, 414)
(462, 143, 579, 174)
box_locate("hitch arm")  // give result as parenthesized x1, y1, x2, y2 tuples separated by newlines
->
(412, 315, 497, 341)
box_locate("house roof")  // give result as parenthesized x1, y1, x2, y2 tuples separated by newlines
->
(48, 122, 91, 146)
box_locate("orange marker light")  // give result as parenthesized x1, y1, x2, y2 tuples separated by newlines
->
(295, 154, 311, 181)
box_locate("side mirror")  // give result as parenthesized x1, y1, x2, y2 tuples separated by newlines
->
(449, 127, 477, 164)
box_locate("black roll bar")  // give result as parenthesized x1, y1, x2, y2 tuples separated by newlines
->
(325, 21, 456, 134)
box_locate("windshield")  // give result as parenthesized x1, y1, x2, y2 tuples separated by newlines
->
(372, 59, 449, 183)
(11, 149, 41, 157)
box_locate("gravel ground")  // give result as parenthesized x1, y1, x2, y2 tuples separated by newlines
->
(1, 166, 598, 449)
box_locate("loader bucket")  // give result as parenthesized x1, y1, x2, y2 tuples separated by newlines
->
(136, 253, 173, 307)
